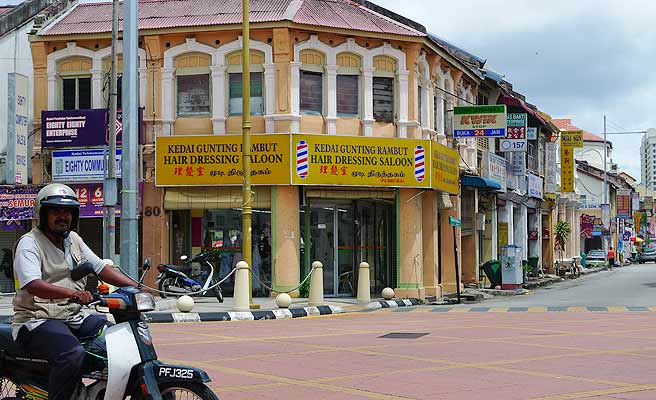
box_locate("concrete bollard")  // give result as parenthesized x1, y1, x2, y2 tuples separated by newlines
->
(357, 262, 371, 303)
(233, 261, 250, 312)
(308, 261, 324, 306)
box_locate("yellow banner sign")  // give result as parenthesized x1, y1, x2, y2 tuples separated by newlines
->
(291, 134, 431, 188)
(561, 130, 584, 148)
(431, 142, 460, 194)
(560, 145, 575, 192)
(155, 135, 290, 186)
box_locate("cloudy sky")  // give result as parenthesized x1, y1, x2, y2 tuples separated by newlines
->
(3, 0, 653, 180)
(374, 0, 656, 181)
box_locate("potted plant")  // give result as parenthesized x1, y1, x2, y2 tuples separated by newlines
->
(554, 220, 571, 274)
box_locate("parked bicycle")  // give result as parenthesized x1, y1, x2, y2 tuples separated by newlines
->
(157, 252, 224, 302)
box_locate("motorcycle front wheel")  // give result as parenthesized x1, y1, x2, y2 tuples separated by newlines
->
(131, 381, 219, 400)
(0, 375, 20, 399)
(158, 277, 179, 299)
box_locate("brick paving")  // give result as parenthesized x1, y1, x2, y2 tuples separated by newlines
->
(151, 307, 656, 399)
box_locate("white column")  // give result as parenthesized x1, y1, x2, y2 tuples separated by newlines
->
(138, 67, 147, 109)
(437, 97, 447, 144)
(420, 81, 430, 131)
(91, 69, 104, 109)
(508, 202, 515, 246)
(290, 61, 301, 133)
(397, 71, 409, 138)
(326, 64, 337, 135)
(47, 72, 58, 109)
(521, 205, 528, 260)
(160, 67, 175, 135)
(210, 65, 226, 134)
(263, 63, 276, 133)
(362, 66, 374, 137)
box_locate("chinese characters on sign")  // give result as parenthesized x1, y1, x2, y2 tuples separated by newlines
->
(453, 105, 507, 138)
(156, 135, 290, 186)
(291, 134, 431, 188)
(560, 145, 575, 192)
(499, 113, 527, 152)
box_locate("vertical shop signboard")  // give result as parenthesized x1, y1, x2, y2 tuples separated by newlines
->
(616, 190, 631, 219)
(499, 113, 527, 152)
(6, 73, 29, 184)
(560, 145, 575, 192)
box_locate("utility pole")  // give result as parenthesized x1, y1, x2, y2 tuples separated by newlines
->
(120, 0, 139, 278)
(241, 0, 257, 308)
(603, 115, 607, 205)
(103, 0, 119, 263)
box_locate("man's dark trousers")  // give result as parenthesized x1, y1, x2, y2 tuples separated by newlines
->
(15, 315, 108, 400)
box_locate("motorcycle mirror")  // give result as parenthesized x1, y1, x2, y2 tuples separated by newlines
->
(71, 261, 95, 281)
(143, 257, 152, 270)
(180, 255, 188, 261)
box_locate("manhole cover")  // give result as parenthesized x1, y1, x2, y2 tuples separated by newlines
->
(379, 333, 429, 339)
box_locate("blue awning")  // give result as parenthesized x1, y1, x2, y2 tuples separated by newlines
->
(460, 175, 502, 191)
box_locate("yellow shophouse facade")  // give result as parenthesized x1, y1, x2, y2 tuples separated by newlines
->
(30, 0, 480, 299)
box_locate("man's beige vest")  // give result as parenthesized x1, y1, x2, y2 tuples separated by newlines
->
(13, 228, 88, 324)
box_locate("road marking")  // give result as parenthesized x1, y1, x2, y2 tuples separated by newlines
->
(529, 384, 656, 399)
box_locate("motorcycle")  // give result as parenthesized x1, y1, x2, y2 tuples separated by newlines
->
(0, 259, 219, 400)
(156, 252, 224, 302)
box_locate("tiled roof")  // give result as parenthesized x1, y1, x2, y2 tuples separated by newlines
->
(0, 6, 15, 16)
(40, 0, 424, 37)
(552, 118, 604, 142)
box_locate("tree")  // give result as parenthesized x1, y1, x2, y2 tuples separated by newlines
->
(554, 220, 571, 264)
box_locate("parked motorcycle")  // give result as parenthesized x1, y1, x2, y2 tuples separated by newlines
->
(157, 252, 224, 302)
(0, 259, 219, 400)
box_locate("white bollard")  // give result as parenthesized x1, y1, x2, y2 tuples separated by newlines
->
(381, 287, 395, 300)
(357, 262, 371, 304)
(233, 261, 250, 312)
(276, 293, 292, 308)
(308, 261, 324, 306)
(177, 295, 195, 312)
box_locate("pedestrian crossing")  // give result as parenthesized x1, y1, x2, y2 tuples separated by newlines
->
(389, 306, 656, 313)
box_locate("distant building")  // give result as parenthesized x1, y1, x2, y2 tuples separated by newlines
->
(640, 128, 656, 190)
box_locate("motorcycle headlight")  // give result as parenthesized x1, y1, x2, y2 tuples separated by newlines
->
(135, 292, 156, 312)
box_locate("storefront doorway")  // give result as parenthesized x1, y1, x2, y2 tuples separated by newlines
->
(304, 199, 394, 297)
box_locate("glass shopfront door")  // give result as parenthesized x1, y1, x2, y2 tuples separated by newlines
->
(306, 200, 393, 296)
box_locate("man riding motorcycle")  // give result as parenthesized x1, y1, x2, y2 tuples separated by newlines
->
(12, 183, 136, 400)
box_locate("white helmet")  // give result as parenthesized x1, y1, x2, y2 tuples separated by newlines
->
(34, 183, 80, 231)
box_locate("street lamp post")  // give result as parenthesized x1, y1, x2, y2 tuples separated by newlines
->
(241, 0, 257, 308)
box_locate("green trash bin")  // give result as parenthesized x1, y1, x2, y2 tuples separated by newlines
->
(481, 260, 502, 289)
(528, 256, 540, 277)
(579, 253, 587, 268)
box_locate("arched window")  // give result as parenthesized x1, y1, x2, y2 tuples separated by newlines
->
(299, 49, 325, 115)
(373, 55, 396, 123)
(174, 52, 211, 117)
(226, 50, 265, 116)
(336, 52, 361, 116)
(58, 56, 92, 110)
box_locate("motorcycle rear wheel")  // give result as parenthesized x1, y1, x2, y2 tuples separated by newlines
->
(0, 375, 21, 399)
(158, 277, 179, 299)
(131, 381, 218, 399)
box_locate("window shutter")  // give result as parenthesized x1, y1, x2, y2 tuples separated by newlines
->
(373, 77, 394, 123)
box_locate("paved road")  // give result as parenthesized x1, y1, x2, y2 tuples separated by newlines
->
(154, 306, 656, 400)
(153, 265, 656, 400)
(480, 262, 656, 308)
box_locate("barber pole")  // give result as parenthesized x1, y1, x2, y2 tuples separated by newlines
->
(414, 145, 425, 182)
(296, 140, 309, 179)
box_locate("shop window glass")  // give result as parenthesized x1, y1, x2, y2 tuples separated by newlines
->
(300, 70, 322, 114)
(201, 209, 272, 297)
(336, 75, 359, 115)
(177, 74, 210, 116)
(373, 77, 393, 122)
(228, 72, 264, 115)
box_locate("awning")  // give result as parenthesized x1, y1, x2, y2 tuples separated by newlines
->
(460, 175, 502, 191)
(305, 188, 395, 200)
(164, 187, 271, 210)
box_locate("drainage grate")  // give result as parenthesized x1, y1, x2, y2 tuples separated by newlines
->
(379, 333, 429, 339)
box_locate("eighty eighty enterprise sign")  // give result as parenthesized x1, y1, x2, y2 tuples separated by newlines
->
(155, 134, 460, 194)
